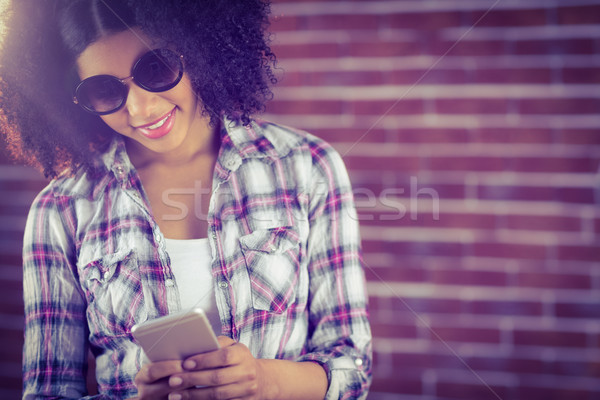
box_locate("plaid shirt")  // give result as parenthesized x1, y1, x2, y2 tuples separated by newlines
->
(22, 119, 372, 399)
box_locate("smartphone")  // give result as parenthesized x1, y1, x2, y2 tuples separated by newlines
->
(131, 308, 220, 362)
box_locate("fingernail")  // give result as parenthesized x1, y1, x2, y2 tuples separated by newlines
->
(183, 360, 196, 369)
(169, 376, 183, 387)
(169, 394, 182, 400)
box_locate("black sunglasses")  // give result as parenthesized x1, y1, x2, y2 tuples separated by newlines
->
(73, 48, 184, 115)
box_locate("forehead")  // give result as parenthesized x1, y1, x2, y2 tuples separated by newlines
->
(76, 28, 157, 79)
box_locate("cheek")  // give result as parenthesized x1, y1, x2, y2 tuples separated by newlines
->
(100, 113, 130, 134)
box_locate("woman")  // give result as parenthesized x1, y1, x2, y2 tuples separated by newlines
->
(0, 0, 372, 399)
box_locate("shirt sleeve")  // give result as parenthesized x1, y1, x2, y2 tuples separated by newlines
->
(295, 139, 373, 400)
(22, 187, 97, 399)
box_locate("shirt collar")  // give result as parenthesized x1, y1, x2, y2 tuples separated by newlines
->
(57, 117, 300, 198)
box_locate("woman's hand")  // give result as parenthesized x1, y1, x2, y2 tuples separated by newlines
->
(165, 336, 271, 400)
(134, 336, 327, 400)
(133, 358, 186, 399)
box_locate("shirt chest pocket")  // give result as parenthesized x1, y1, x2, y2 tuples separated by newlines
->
(80, 250, 147, 336)
(239, 226, 301, 313)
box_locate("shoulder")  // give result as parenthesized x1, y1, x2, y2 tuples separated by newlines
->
(39, 167, 108, 201)
(248, 119, 353, 194)
(251, 119, 342, 163)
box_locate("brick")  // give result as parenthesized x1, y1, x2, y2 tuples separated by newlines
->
(370, 373, 423, 395)
(304, 14, 382, 31)
(394, 297, 462, 315)
(270, 42, 340, 59)
(473, 68, 553, 84)
(366, 211, 497, 230)
(0, 254, 21, 266)
(265, 99, 344, 115)
(349, 99, 424, 116)
(385, 11, 462, 30)
(435, 98, 510, 114)
(513, 329, 587, 348)
(465, 8, 548, 27)
(429, 325, 502, 344)
(556, 187, 595, 204)
(557, 5, 600, 25)
(0, 180, 46, 191)
(343, 155, 420, 172)
(364, 264, 428, 283)
(556, 129, 600, 145)
(430, 268, 509, 287)
(517, 385, 600, 400)
(389, 68, 469, 85)
(466, 300, 543, 317)
(312, 127, 388, 143)
(436, 381, 510, 400)
(477, 185, 554, 202)
(388, 128, 471, 144)
(433, 40, 507, 57)
(0, 328, 23, 363)
(503, 214, 582, 232)
(0, 229, 27, 242)
(514, 39, 597, 55)
(518, 98, 600, 115)
(362, 239, 465, 258)
(412, 182, 465, 200)
(427, 156, 508, 172)
(467, 355, 545, 375)
(371, 321, 418, 339)
(512, 156, 599, 173)
(278, 70, 386, 87)
(470, 128, 554, 144)
(0, 286, 24, 314)
(516, 272, 592, 290)
(550, 359, 600, 377)
(347, 40, 423, 57)
(269, 15, 303, 31)
(470, 242, 547, 260)
(562, 67, 600, 84)
(391, 351, 465, 370)
(555, 301, 600, 319)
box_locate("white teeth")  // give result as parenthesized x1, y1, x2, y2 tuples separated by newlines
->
(147, 112, 170, 130)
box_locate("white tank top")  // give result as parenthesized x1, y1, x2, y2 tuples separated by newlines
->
(164, 237, 221, 333)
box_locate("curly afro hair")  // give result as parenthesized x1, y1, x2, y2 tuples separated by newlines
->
(0, 0, 277, 178)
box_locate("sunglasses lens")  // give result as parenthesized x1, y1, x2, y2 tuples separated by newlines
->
(133, 49, 183, 92)
(73, 49, 183, 115)
(76, 76, 127, 114)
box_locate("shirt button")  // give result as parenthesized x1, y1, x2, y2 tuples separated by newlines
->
(269, 244, 277, 252)
(211, 232, 217, 240)
(155, 233, 162, 243)
(218, 281, 229, 289)
(355, 358, 363, 367)
(165, 279, 174, 287)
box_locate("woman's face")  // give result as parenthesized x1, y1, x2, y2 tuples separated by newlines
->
(76, 29, 211, 159)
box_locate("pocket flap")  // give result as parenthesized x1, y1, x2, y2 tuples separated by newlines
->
(239, 226, 300, 254)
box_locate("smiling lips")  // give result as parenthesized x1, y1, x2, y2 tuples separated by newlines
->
(136, 108, 176, 139)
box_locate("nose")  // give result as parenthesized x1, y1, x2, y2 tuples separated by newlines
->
(124, 82, 158, 119)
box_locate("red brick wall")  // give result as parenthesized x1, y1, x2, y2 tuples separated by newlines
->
(265, 0, 600, 399)
(1, 0, 599, 398)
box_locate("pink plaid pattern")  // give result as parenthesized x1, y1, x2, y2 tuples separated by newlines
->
(22, 119, 372, 399)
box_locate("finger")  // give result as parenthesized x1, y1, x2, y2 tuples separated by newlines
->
(170, 380, 258, 400)
(183, 342, 246, 371)
(169, 364, 255, 390)
(216, 336, 236, 347)
(135, 359, 185, 385)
